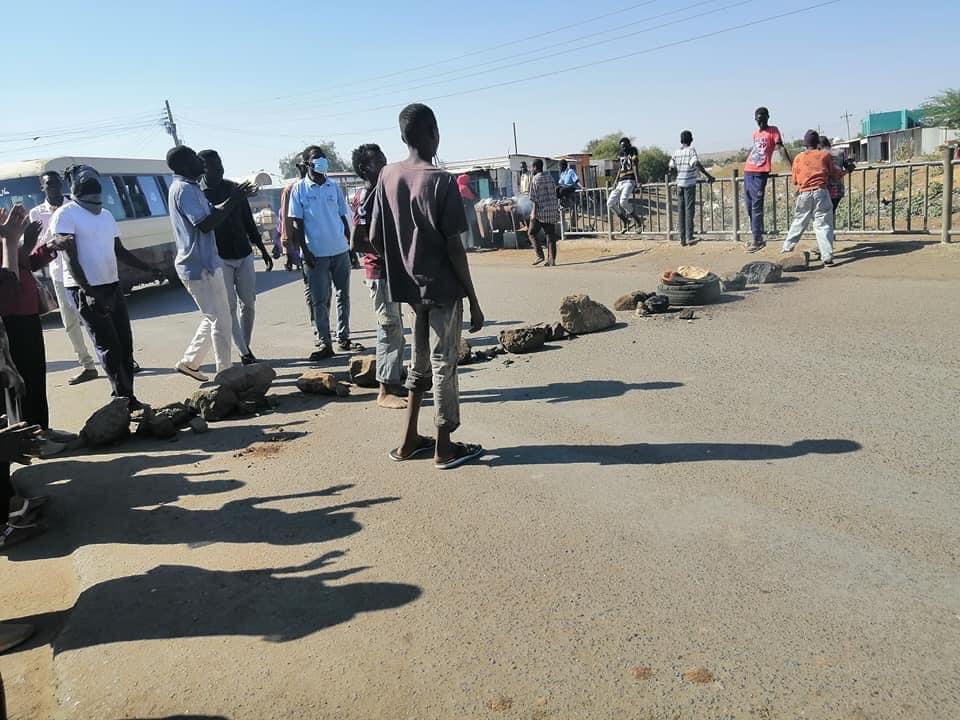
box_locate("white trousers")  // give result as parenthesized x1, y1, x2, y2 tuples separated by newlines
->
(781, 188, 836, 261)
(53, 279, 97, 371)
(181, 268, 233, 374)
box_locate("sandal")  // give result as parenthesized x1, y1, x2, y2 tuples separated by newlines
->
(388, 436, 436, 462)
(8, 496, 48, 521)
(435, 442, 485, 470)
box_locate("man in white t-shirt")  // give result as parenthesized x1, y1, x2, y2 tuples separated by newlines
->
(28, 171, 99, 385)
(51, 166, 163, 407)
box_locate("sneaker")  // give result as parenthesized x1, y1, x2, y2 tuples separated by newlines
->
(823, 258, 835, 267)
(45, 428, 77, 444)
(241, 353, 259, 366)
(532, 257, 545, 266)
(337, 340, 364, 353)
(68, 368, 98, 385)
(175, 362, 208, 382)
(0, 622, 34, 653)
(745, 243, 764, 253)
(0, 521, 45, 552)
(309, 346, 335, 362)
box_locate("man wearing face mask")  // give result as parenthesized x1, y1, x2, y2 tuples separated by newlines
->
(288, 146, 358, 361)
(166, 146, 256, 381)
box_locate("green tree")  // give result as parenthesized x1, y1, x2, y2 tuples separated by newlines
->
(922, 88, 960, 129)
(635, 147, 671, 183)
(278, 141, 349, 179)
(584, 132, 630, 159)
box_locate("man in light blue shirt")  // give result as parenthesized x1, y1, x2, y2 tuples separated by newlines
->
(557, 159, 581, 225)
(166, 145, 254, 380)
(288, 145, 357, 360)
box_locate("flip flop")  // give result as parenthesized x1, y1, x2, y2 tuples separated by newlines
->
(435, 442, 485, 470)
(388, 436, 436, 462)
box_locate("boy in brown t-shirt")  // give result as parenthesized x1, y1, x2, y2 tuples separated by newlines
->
(370, 103, 486, 470)
(781, 130, 842, 265)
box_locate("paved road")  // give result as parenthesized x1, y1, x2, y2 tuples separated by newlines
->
(2, 239, 958, 719)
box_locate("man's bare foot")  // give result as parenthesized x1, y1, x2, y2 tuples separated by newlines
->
(377, 393, 408, 410)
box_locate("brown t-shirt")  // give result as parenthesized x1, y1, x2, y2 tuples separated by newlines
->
(370, 160, 468, 305)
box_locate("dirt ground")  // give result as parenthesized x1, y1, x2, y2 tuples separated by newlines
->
(1, 236, 958, 720)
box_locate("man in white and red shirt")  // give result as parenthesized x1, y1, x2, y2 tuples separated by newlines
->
(28, 171, 98, 384)
(743, 106, 791, 252)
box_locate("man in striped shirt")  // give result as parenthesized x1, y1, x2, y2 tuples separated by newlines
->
(527, 159, 559, 267)
(669, 130, 714, 246)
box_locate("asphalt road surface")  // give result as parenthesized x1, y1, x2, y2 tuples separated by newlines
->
(1, 238, 958, 720)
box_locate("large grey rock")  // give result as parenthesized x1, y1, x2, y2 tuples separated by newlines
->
(155, 402, 194, 428)
(296, 370, 350, 397)
(720, 272, 747, 291)
(739, 261, 782, 284)
(499, 326, 548, 354)
(80, 398, 130, 447)
(643, 295, 670, 314)
(560, 294, 616, 334)
(779, 251, 809, 272)
(458, 337, 472, 365)
(187, 385, 239, 421)
(349, 355, 378, 388)
(213, 363, 277, 401)
(613, 290, 651, 312)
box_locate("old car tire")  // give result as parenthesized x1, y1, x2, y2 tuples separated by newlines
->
(655, 273, 722, 306)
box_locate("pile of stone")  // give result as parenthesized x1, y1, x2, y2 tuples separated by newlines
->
(79, 363, 278, 448)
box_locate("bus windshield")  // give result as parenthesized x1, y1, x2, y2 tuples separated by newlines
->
(0, 176, 42, 212)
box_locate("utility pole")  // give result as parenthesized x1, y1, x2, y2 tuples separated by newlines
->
(164, 99, 181, 146)
(840, 111, 853, 140)
(512, 122, 518, 155)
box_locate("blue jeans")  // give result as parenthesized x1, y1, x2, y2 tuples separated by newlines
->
(306, 251, 351, 348)
(369, 279, 405, 385)
(744, 171, 768, 244)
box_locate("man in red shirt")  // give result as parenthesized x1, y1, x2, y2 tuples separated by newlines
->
(351, 144, 407, 409)
(781, 130, 841, 266)
(743, 106, 791, 252)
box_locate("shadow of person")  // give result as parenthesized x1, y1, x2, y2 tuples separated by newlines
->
(7, 475, 399, 561)
(484, 438, 861, 466)
(832, 240, 930, 267)
(4, 552, 421, 654)
(461, 380, 683, 405)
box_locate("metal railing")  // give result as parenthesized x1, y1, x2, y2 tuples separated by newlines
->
(560, 148, 959, 243)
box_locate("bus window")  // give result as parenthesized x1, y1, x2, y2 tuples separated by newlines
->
(137, 176, 167, 216)
(115, 176, 150, 219)
(100, 176, 129, 221)
(0, 176, 42, 212)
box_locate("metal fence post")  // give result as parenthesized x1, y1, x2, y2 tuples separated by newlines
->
(942, 147, 954, 244)
(665, 182, 673, 240)
(731, 169, 741, 244)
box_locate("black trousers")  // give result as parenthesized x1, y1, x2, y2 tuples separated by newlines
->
(70, 283, 135, 400)
(677, 185, 697, 243)
(529, 220, 558, 264)
(2, 314, 48, 430)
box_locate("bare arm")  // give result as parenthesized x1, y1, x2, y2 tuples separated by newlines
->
(445, 236, 484, 333)
(59, 234, 92, 293)
(114, 237, 162, 279)
(290, 218, 315, 268)
(694, 161, 715, 182)
(196, 182, 256, 234)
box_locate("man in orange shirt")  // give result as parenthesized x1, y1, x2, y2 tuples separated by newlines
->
(781, 130, 842, 266)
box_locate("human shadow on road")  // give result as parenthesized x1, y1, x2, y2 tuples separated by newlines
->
(6, 551, 421, 654)
(461, 379, 683, 405)
(8, 449, 397, 560)
(556, 249, 649, 267)
(832, 240, 930, 267)
(484, 438, 861, 466)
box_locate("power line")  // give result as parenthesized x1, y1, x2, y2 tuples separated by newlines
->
(273, 0, 659, 102)
(283, 0, 748, 113)
(0, 113, 163, 144)
(178, 116, 397, 141)
(274, 0, 840, 125)
(0, 124, 162, 160)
